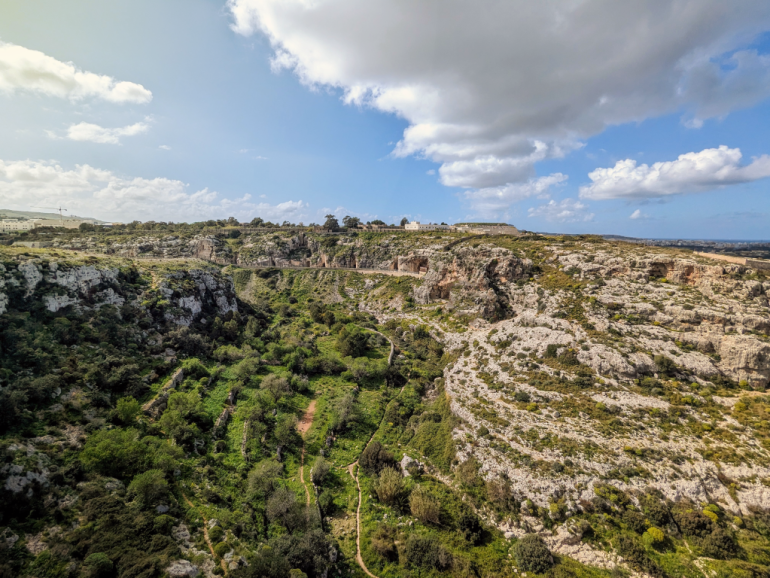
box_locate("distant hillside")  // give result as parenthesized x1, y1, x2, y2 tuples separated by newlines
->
(0, 209, 104, 222)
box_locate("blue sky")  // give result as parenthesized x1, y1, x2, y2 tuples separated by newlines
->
(1, 0, 770, 238)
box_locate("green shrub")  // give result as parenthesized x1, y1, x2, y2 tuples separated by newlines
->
(359, 441, 396, 475)
(616, 534, 663, 577)
(370, 524, 397, 561)
(181, 357, 210, 379)
(373, 467, 405, 506)
(700, 528, 738, 559)
(153, 514, 175, 534)
(654, 355, 677, 376)
(115, 396, 140, 424)
(209, 526, 225, 542)
(457, 503, 482, 544)
(84, 553, 113, 576)
(674, 510, 713, 538)
(310, 457, 331, 486)
(643, 527, 665, 547)
(410, 485, 441, 524)
(621, 509, 648, 534)
(404, 533, 452, 570)
(127, 469, 168, 508)
(81, 428, 148, 479)
(214, 541, 229, 558)
(318, 489, 334, 514)
(514, 534, 553, 573)
(336, 324, 369, 357)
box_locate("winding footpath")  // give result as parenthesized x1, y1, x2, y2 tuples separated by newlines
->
(298, 399, 317, 506)
(345, 329, 399, 578)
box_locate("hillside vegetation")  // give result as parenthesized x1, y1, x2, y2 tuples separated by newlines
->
(1, 231, 769, 578)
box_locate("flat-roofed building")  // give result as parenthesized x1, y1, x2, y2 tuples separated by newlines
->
(453, 222, 520, 235)
(404, 221, 452, 231)
(33, 218, 99, 229)
(0, 219, 37, 232)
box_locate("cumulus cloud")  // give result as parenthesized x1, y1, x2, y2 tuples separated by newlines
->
(580, 146, 770, 200)
(58, 121, 150, 144)
(528, 199, 594, 223)
(629, 209, 650, 220)
(229, 0, 770, 204)
(0, 159, 306, 222)
(0, 42, 152, 103)
(463, 174, 567, 217)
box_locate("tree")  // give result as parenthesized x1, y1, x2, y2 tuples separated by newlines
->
(266, 488, 306, 532)
(84, 553, 113, 577)
(323, 214, 339, 230)
(127, 469, 168, 508)
(336, 324, 369, 358)
(250, 217, 264, 227)
(275, 414, 299, 449)
(235, 356, 262, 382)
(81, 428, 148, 479)
(457, 503, 482, 544)
(371, 219, 386, 225)
(400, 217, 409, 227)
(329, 392, 360, 432)
(373, 467, 404, 506)
(410, 485, 441, 524)
(115, 396, 140, 424)
(359, 440, 395, 474)
(515, 534, 553, 573)
(404, 534, 452, 570)
(310, 457, 331, 486)
(261, 374, 291, 403)
(248, 459, 284, 496)
(342, 216, 360, 228)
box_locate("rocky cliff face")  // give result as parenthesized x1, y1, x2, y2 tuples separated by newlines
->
(0, 255, 237, 325)
(420, 241, 770, 526)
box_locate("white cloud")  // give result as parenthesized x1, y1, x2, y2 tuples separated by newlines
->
(229, 0, 770, 197)
(61, 121, 150, 144)
(0, 158, 306, 223)
(159, 145, 171, 150)
(528, 198, 594, 223)
(629, 209, 650, 220)
(463, 174, 567, 217)
(0, 42, 152, 104)
(580, 146, 770, 200)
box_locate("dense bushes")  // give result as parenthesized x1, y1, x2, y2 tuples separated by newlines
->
(514, 534, 553, 573)
(373, 467, 405, 506)
(616, 534, 664, 577)
(359, 441, 396, 474)
(80, 429, 182, 479)
(409, 486, 441, 524)
(404, 533, 452, 571)
(336, 324, 370, 358)
(233, 530, 333, 578)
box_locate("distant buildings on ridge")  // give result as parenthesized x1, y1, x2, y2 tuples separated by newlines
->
(404, 221, 520, 235)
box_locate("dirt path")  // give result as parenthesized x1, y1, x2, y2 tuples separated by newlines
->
(298, 399, 317, 506)
(347, 463, 379, 578)
(298, 399, 317, 435)
(344, 331, 400, 578)
(181, 492, 228, 576)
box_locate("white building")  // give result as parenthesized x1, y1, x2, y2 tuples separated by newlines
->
(404, 221, 452, 231)
(0, 219, 37, 232)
